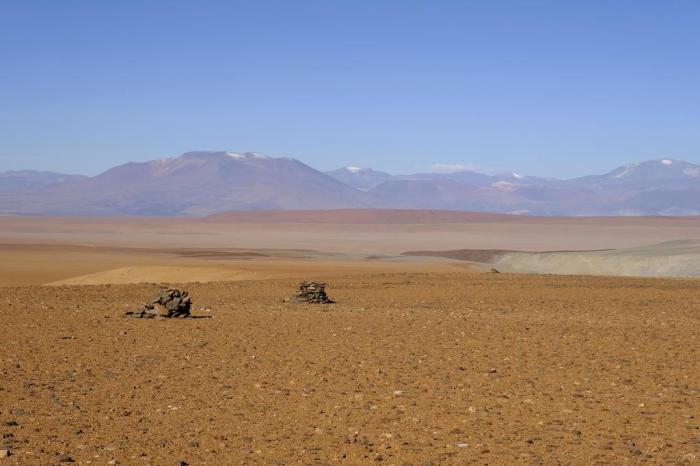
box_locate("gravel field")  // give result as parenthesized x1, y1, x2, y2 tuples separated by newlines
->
(1, 272, 699, 465)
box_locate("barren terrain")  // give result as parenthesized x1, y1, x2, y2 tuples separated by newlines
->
(2, 273, 699, 465)
(2, 212, 700, 286)
(0, 213, 699, 464)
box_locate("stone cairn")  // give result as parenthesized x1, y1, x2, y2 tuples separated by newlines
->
(292, 281, 335, 304)
(125, 288, 193, 318)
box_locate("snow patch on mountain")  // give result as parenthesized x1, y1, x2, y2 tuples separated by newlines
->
(613, 163, 639, 178)
(491, 180, 515, 191)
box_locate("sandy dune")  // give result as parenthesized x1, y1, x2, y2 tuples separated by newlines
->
(406, 240, 700, 277)
(45, 259, 466, 286)
(494, 239, 700, 277)
(47, 265, 262, 286)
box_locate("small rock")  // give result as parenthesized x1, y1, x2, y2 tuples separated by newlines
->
(627, 440, 642, 456)
(0, 449, 10, 458)
(174, 461, 189, 466)
(58, 454, 74, 463)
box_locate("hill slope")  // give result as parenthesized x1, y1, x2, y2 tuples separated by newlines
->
(1, 154, 698, 216)
(0, 152, 368, 215)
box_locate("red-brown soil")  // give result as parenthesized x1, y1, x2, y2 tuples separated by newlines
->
(204, 209, 700, 225)
(1, 272, 699, 465)
(2, 214, 700, 257)
(204, 209, 518, 223)
(1, 214, 699, 464)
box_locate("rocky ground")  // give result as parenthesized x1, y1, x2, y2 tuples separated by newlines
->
(1, 272, 699, 465)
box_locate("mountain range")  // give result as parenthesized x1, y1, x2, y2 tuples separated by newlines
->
(1, 152, 698, 216)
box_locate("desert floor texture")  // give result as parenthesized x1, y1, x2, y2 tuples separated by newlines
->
(1, 212, 699, 465)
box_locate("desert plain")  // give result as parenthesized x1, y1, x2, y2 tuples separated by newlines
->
(1, 211, 699, 465)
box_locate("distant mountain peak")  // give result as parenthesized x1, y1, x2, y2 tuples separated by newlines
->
(2, 153, 699, 216)
(325, 165, 393, 191)
(225, 151, 269, 160)
(178, 150, 271, 161)
(611, 163, 638, 178)
(603, 158, 700, 179)
(0, 169, 86, 193)
(245, 152, 269, 159)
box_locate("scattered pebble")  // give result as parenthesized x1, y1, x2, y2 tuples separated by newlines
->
(627, 440, 642, 456)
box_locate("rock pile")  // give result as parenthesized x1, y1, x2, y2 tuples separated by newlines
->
(293, 281, 334, 304)
(125, 288, 192, 318)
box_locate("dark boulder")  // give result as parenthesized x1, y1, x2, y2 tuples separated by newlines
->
(293, 281, 334, 304)
(126, 288, 193, 318)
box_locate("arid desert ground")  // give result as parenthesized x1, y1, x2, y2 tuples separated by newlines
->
(1, 211, 699, 465)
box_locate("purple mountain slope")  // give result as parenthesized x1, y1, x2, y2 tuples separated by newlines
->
(1, 154, 698, 216)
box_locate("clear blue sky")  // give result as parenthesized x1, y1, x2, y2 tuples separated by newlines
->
(1, 0, 698, 178)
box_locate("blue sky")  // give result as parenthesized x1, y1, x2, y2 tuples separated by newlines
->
(1, 0, 698, 178)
